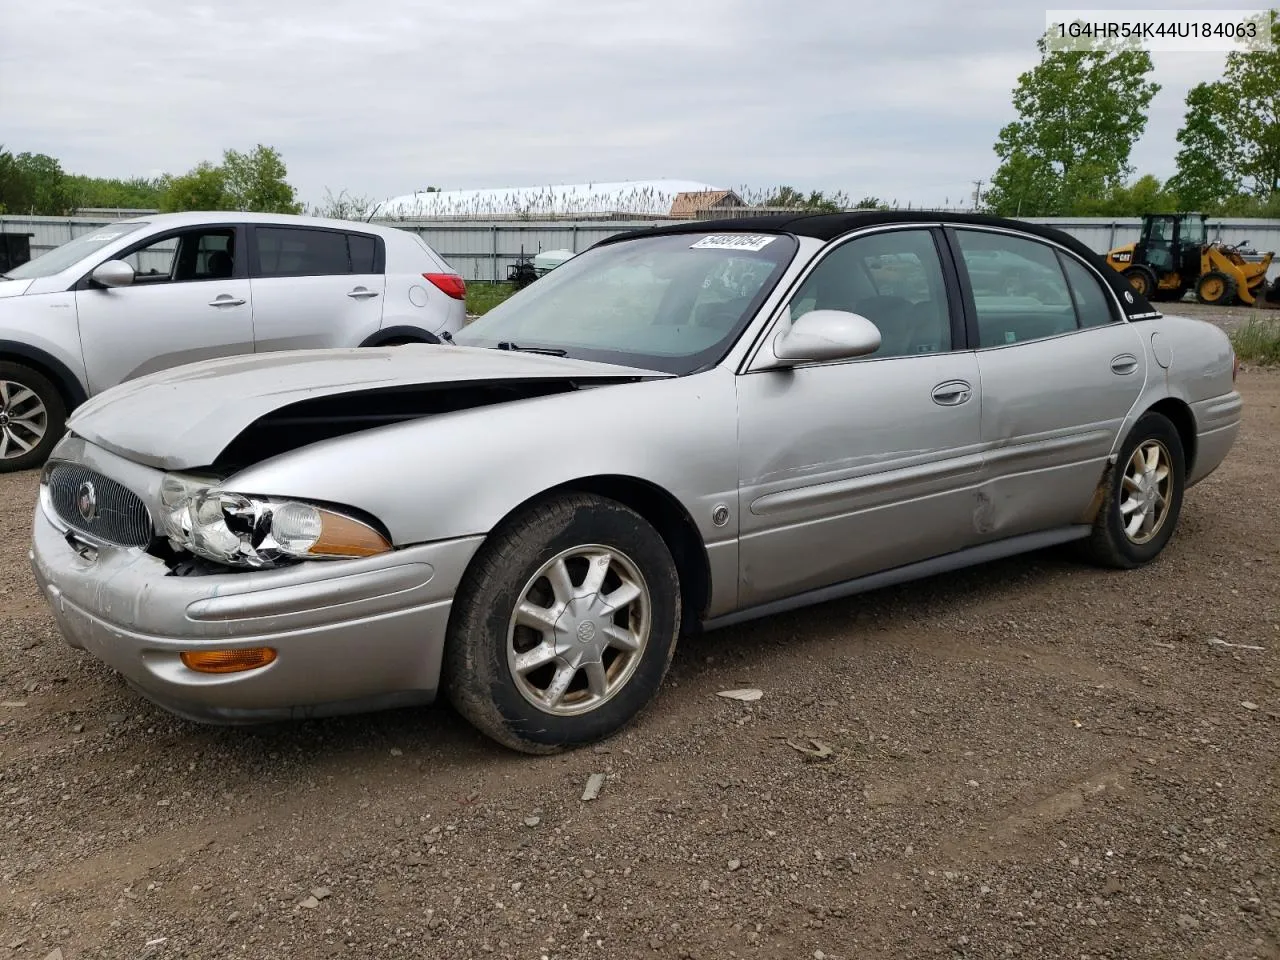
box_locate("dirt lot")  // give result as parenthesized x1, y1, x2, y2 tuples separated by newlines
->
(1, 372, 1277, 959)
(1163, 300, 1280, 335)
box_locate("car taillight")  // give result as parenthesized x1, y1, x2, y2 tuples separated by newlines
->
(424, 273, 466, 300)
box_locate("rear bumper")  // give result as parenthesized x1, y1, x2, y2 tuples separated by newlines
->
(1188, 391, 1243, 487)
(30, 504, 483, 723)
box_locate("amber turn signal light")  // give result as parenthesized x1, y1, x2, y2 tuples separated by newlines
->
(180, 647, 278, 674)
(310, 512, 393, 558)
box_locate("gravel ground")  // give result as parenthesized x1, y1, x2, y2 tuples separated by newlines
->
(1, 357, 1277, 958)
(1163, 299, 1280, 334)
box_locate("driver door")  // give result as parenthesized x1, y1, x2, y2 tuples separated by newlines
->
(74, 224, 254, 394)
(735, 228, 984, 607)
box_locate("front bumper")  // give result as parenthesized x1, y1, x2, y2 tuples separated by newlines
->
(30, 504, 483, 723)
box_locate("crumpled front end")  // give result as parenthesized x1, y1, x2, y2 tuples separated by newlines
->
(29, 434, 482, 723)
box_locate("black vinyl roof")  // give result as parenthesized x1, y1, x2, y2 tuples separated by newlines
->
(599, 210, 1161, 321)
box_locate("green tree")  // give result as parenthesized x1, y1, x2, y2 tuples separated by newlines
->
(0, 148, 73, 215)
(854, 196, 886, 210)
(156, 145, 301, 213)
(159, 162, 228, 212)
(984, 151, 1060, 216)
(66, 174, 165, 210)
(986, 33, 1160, 216)
(221, 145, 302, 214)
(1072, 173, 1179, 216)
(1169, 12, 1280, 206)
(1167, 83, 1241, 209)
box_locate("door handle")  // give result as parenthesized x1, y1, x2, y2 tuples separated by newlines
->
(347, 288, 380, 300)
(931, 380, 972, 406)
(208, 296, 246, 307)
(1110, 354, 1139, 375)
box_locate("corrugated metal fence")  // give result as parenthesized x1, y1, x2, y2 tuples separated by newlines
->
(3, 213, 1278, 283)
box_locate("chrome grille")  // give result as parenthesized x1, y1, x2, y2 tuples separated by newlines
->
(46, 463, 154, 548)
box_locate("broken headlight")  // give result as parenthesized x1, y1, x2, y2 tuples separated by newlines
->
(159, 474, 392, 569)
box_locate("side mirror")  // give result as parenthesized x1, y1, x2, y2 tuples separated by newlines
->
(90, 260, 135, 288)
(768, 309, 882, 366)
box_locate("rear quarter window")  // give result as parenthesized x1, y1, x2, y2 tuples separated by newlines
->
(348, 233, 380, 273)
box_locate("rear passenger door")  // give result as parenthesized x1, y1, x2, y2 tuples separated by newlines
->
(247, 225, 387, 351)
(949, 227, 1148, 538)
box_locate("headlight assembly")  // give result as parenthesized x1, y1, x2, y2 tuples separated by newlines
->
(160, 474, 391, 569)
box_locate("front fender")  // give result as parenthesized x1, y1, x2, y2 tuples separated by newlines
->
(222, 369, 741, 550)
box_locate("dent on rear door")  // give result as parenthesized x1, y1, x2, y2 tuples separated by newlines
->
(972, 323, 1149, 537)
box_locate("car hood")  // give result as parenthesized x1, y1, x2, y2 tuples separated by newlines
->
(0, 278, 34, 298)
(66, 345, 668, 470)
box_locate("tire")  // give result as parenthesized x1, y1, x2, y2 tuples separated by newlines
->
(1122, 265, 1158, 300)
(1196, 270, 1238, 306)
(1082, 412, 1185, 570)
(444, 493, 681, 754)
(0, 362, 67, 474)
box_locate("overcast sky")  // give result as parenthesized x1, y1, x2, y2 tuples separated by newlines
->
(0, 0, 1233, 207)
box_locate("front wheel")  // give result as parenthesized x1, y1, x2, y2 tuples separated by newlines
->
(444, 493, 681, 753)
(1082, 412, 1185, 569)
(1196, 270, 1238, 306)
(0, 362, 67, 474)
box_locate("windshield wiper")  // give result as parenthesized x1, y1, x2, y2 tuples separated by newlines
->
(494, 341, 567, 357)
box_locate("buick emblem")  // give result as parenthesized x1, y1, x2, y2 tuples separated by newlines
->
(1124, 290, 1135, 304)
(76, 481, 98, 522)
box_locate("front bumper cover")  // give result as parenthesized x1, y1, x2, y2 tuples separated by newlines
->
(30, 503, 483, 723)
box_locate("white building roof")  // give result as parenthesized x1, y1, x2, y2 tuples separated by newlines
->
(370, 179, 726, 219)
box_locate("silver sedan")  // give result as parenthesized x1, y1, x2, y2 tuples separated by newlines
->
(29, 212, 1242, 753)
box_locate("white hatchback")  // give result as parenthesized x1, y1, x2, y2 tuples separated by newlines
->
(0, 211, 466, 472)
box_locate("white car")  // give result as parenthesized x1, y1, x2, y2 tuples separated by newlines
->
(0, 212, 466, 472)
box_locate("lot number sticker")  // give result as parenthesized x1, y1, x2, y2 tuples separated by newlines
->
(690, 235, 777, 252)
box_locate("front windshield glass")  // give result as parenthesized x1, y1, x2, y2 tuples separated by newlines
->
(452, 231, 798, 374)
(4, 221, 151, 280)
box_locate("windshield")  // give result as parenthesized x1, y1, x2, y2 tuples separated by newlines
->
(4, 221, 151, 280)
(452, 232, 798, 374)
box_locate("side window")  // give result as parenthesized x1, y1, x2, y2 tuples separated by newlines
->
(1059, 254, 1118, 328)
(348, 233, 379, 273)
(120, 228, 237, 284)
(954, 230, 1076, 347)
(122, 236, 178, 283)
(789, 229, 951, 359)
(255, 227, 350, 278)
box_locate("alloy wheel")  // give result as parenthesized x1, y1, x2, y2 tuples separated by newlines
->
(1120, 440, 1173, 544)
(506, 544, 652, 717)
(0, 379, 48, 461)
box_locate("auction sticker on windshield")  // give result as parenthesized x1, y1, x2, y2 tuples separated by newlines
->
(690, 235, 777, 252)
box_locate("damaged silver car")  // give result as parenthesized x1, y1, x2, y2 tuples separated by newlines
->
(30, 213, 1242, 752)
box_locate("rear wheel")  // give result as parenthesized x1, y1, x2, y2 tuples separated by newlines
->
(1082, 412, 1185, 569)
(1196, 270, 1238, 306)
(445, 493, 681, 753)
(0, 362, 66, 474)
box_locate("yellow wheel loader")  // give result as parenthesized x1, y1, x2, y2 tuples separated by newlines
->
(1105, 213, 1278, 308)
